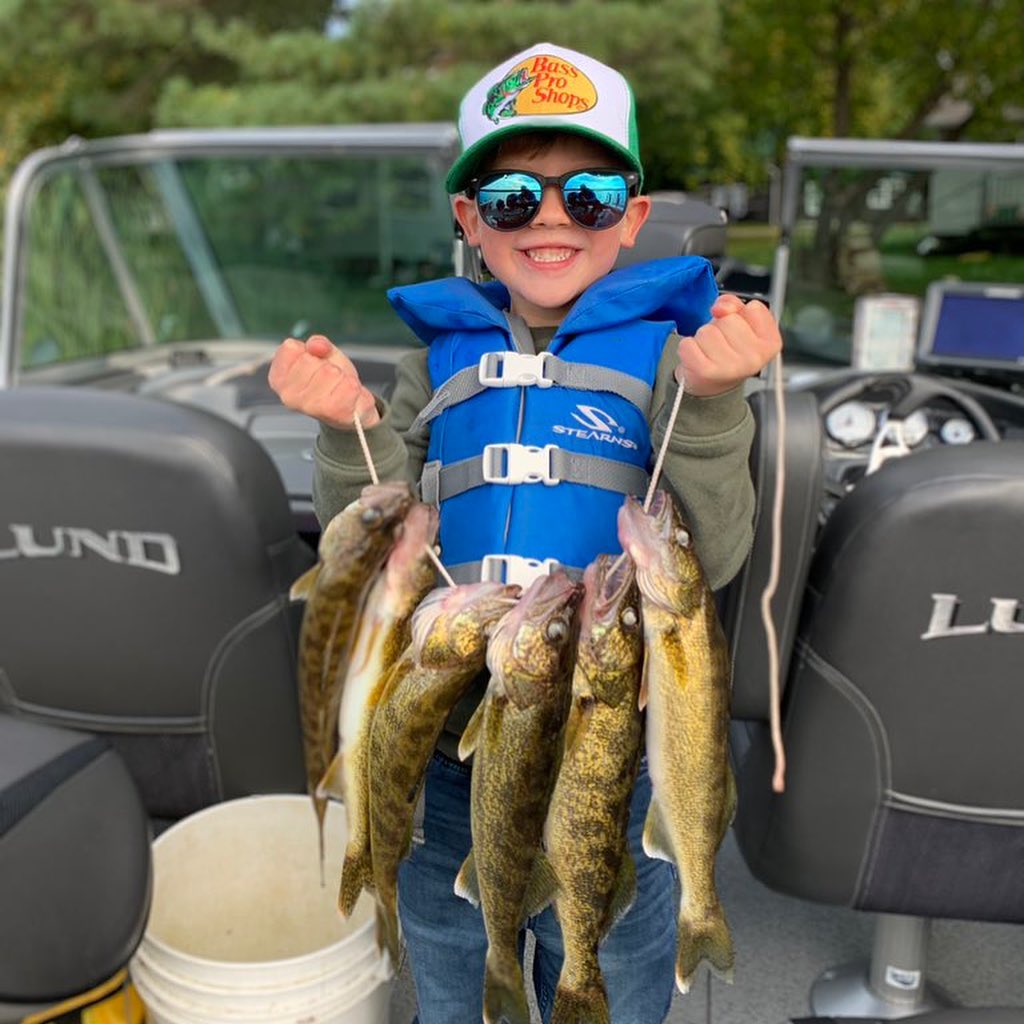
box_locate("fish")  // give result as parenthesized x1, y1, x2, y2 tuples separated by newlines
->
(545, 554, 645, 1024)
(328, 501, 439, 919)
(290, 480, 414, 870)
(367, 581, 522, 969)
(455, 571, 582, 1024)
(618, 490, 737, 994)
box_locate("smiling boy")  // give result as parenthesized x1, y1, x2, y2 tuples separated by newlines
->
(270, 42, 780, 1024)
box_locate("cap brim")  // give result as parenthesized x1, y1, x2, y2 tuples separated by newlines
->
(446, 123, 643, 194)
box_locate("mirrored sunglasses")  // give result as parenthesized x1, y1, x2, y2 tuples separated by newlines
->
(466, 168, 641, 232)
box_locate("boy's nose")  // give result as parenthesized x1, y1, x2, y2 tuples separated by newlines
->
(531, 184, 570, 227)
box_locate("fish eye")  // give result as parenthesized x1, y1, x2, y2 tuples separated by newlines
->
(361, 507, 383, 525)
(675, 528, 691, 548)
(546, 619, 568, 643)
(621, 607, 638, 629)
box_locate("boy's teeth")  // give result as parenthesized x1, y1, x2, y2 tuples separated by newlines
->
(527, 248, 574, 263)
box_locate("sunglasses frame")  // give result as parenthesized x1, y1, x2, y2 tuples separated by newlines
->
(464, 167, 642, 232)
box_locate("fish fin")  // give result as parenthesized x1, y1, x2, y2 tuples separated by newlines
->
(641, 797, 674, 863)
(551, 980, 611, 1024)
(562, 695, 594, 759)
(454, 849, 480, 907)
(675, 905, 735, 994)
(289, 564, 320, 602)
(374, 890, 402, 972)
(605, 852, 637, 933)
(316, 750, 345, 802)
(338, 843, 373, 918)
(638, 647, 650, 711)
(457, 700, 485, 761)
(523, 851, 559, 919)
(483, 950, 531, 1024)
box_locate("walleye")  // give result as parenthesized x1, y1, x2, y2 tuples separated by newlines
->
(291, 481, 414, 869)
(456, 572, 581, 1024)
(367, 581, 521, 969)
(330, 502, 439, 918)
(618, 490, 736, 994)
(545, 555, 644, 1024)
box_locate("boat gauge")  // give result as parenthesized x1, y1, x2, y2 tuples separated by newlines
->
(901, 410, 930, 447)
(939, 417, 976, 445)
(825, 401, 877, 448)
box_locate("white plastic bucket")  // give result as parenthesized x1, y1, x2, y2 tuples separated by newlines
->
(130, 795, 393, 1024)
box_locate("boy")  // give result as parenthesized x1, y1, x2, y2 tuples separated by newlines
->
(270, 42, 780, 1024)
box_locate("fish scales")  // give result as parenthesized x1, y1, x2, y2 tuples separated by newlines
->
(291, 480, 414, 869)
(618, 490, 736, 995)
(546, 555, 644, 1024)
(456, 572, 581, 1024)
(367, 582, 521, 970)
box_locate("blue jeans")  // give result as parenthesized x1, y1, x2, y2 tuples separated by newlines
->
(398, 749, 676, 1024)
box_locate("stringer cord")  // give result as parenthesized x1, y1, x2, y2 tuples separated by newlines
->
(762, 352, 787, 792)
(353, 411, 456, 588)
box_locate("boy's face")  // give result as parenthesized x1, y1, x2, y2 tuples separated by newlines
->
(452, 136, 651, 327)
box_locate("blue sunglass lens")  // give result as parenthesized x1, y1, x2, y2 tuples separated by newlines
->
(477, 173, 543, 230)
(564, 172, 629, 229)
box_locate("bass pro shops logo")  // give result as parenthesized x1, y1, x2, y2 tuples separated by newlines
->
(483, 55, 598, 124)
(552, 404, 638, 450)
(921, 593, 1024, 640)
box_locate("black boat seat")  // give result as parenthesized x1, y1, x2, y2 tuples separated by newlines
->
(730, 440, 1024, 1017)
(0, 387, 312, 828)
(0, 716, 150, 1022)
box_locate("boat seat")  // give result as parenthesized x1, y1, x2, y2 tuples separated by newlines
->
(0, 716, 150, 1023)
(730, 440, 1024, 1017)
(0, 387, 312, 829)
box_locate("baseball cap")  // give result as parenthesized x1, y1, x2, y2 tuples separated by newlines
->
(446, 42, 643, 194)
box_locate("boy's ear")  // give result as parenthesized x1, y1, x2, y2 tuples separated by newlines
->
(452, 195, 482, 246)
(618, 196, 652, 249)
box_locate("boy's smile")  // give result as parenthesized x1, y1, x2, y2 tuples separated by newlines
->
(454, 137, 650, 327)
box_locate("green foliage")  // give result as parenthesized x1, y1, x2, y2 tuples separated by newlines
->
(1, 0, 1023, 201)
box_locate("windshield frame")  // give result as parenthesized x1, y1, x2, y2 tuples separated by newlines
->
(0, 124, 460, 388)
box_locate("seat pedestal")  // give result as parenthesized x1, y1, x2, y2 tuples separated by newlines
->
(811, 915, 952, 1019)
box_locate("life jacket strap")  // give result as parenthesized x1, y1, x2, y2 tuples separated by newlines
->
(444, 554, 585, 589)
(419, 443, 649, 505)
(405, 353, 653, 439)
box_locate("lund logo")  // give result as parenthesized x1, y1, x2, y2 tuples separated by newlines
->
(921, 593, 1024, 640)
(552, 404, 638, 450)
(0, 524, 181, 576)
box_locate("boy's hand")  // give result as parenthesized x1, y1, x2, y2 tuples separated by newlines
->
(268, 334, 380, 429)
(675, 294, 781, 397)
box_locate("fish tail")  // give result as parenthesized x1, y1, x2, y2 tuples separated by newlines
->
(373, 889, 402, 972)
(312, 794, 328, 886)
(338, 844, 373, 918)
(550, 980, 611, 1024)
(675, 905, 735, 994)
(483, 950, 530, 1024)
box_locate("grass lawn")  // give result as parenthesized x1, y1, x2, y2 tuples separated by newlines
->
(725, 222, 779, 268)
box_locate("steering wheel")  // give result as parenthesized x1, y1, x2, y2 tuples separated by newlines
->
(817, 372, 1001, 442)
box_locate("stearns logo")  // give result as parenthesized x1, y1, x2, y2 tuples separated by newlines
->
(482, 56, 597, 124)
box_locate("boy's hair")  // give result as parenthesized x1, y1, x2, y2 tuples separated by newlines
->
(446, 42, 642, 195)
(480, 131, 632, 176)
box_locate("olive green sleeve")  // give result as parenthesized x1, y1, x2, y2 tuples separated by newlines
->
(311, 348, 432, 527)
(648, 333, 756, 591)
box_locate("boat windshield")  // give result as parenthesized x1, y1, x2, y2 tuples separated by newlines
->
(15, 151, 455, 370)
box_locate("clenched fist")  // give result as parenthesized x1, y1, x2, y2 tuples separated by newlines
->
(676, 294, 781, 397)
(268, 335, 380, 430)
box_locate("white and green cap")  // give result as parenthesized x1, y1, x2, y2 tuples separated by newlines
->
(446, 42, 642, 194)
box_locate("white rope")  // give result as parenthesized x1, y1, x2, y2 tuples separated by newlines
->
(353, 411, 456, 588)
(760, 353, 787, 792)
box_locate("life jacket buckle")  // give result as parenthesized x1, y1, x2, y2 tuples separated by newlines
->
(478, 351, 554, 388)
(482, 443, 559, 486)
(480, 554, 562, 589)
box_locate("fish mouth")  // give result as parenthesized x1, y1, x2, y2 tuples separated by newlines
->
(583, 553, 636, 629)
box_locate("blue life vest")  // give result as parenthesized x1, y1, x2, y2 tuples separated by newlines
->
(387, 256, 717, 584)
